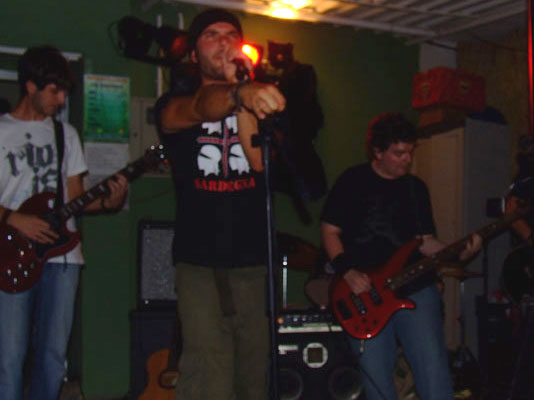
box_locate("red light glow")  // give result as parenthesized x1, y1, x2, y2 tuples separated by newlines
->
(241, 44, 260, 66)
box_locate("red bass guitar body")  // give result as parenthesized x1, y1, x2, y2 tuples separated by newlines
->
(0, 192, 81, 293)
(330, 238, 421, 340)
(330, 204, 529, 340)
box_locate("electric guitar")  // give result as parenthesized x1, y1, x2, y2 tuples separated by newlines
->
(0, 144, 166, 293)
(330, 206, 529, 340)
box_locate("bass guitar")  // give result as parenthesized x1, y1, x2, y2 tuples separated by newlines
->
(0, 144, 165, 293)
(330, 205, 529, 340)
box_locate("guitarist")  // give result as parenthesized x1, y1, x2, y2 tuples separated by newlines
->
(506, 135, 534, 247)
(0, 46, 128, 400)
(321, 113, 481, 400)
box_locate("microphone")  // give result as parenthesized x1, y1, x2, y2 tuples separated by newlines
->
(232, 58, 250, 82)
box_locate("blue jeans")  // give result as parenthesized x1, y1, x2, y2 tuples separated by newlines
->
(349, 285, 454, 400)
(0, 262, 81, 400)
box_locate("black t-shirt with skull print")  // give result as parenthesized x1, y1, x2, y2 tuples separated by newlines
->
(156, 92, 267, 268)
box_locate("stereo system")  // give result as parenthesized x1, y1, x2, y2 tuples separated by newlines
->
(277, 310, 363, 400)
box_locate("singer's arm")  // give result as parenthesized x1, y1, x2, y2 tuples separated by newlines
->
(160, 82, 286, 133)
(160, 83, 239, 132)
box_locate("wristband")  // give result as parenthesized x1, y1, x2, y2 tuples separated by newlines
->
(0, 209, 12, 225)
(331, 252, 352, 275)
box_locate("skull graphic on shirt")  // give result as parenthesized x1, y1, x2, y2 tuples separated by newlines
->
(197, 116, 250, 177)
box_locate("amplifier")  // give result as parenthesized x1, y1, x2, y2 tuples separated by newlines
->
(277, 309, 362, 400)
(137, 220, 177, 309)
(277, 310, 342, 334)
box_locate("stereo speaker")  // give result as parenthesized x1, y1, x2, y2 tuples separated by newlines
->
(130, 310, 180, 399)
(138, 220, 177, 309)
(278, 329, 363, 400)
(477, 297, 534, 399)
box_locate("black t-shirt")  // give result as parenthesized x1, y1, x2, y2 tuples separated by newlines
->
(155, 92, 267, 268)
(509, 175, 534, 231)
(321, 164, 436, 287)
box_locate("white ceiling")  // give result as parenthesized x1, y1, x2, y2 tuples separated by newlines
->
(156, 0, 528, 44)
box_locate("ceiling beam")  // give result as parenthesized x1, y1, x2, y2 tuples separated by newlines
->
(352, 0, 419, 21)
(164, 0, 433, 36)
(409, 1, 526, 44)
(337, 0, 477, 19)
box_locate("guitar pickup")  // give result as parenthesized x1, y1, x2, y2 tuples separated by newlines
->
(350, 293, 367, 315)
(369, 286, 383, 306)
(335, 299, 353, 320)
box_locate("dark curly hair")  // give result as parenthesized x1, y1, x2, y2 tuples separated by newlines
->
(366, 112, 417, 160)
(17, 45, 74, 96)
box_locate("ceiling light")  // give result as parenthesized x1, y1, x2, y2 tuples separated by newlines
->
(269, 3, 298, 19)
(279, 0, 310, 10)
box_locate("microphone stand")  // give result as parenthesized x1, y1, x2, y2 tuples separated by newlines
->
(252, 117, 280, 400)
(236, 59, 280, 399)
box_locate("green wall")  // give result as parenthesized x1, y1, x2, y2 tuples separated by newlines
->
(0, 0, 417, 397)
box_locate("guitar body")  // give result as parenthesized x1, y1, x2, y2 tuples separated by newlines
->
(139, 348, 178, 400)
(0, 144, 165, 294)
(0, 192, 81, 293)
(330, 238, 420, 339)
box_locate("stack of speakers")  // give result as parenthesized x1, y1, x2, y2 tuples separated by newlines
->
(131, 220, 178, 399)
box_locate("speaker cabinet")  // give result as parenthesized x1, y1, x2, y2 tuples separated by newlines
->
(130, 310, 179, 399)
(138, 220, 176, 309)
(477, 297, 534, 399)
(278, 328, 362, 400)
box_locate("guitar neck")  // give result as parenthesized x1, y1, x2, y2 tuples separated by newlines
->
(387, 210, 525, 291)
(52, 156, 150, 222)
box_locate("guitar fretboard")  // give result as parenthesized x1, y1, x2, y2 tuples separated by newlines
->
(50, 146, 164, 222)
(386, 209, 525, 291)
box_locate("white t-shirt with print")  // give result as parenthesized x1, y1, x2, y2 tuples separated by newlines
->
(0, 114, 88, 264)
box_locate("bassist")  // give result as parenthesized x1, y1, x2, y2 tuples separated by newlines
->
(0, 46, 127, 400)
(321, 113, 481, 400)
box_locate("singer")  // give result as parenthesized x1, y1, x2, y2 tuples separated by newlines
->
(155, 8, 285, 400)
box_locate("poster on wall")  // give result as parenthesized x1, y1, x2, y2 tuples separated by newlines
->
(83, 74, 130, 142)
(83, 142, 130, 210)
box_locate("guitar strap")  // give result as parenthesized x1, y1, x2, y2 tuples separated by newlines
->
(53, 118, 65, 209)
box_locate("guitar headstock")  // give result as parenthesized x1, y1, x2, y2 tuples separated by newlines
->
(143, 144, 167, 171)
